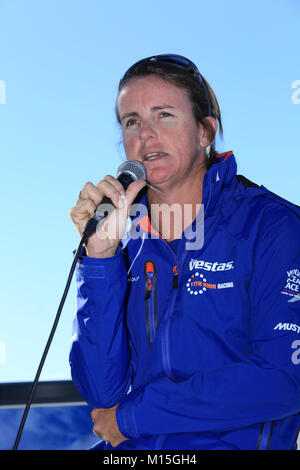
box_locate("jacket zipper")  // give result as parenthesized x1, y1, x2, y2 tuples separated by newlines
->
(161, 243, 189, 379)
(141, 182, 212, 375)
(160, 182, 212, 378)
(144, 261, 157, 349)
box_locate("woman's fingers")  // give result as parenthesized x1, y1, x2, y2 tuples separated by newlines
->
(95, 175, 126, 209)
(70, 175, 147, 258)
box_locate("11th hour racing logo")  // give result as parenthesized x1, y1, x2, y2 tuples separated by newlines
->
(186, 259, 234, 296)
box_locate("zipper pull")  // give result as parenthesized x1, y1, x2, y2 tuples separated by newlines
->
(145, 283, 152, 300)
(173, 265, 179, 289)
(145, 261, 154, 300)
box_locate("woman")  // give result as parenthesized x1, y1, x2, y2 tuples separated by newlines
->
(69, 55, 300, 450)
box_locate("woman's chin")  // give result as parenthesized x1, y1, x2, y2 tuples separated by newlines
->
(146, 167, 172, 187)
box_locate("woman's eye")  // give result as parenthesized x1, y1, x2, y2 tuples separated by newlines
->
(125, 119, 138, 128)
(159, 111, 172, 118)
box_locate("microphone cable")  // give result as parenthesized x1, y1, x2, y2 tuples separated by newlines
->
(12, 235, 85, 450)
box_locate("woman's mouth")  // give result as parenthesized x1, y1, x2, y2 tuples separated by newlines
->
(144, 152, 167, 161)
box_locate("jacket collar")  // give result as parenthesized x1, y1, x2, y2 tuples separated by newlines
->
(202, 150, 237, 213)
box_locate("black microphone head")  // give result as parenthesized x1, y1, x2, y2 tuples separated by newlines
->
(117, 160, 147, 184)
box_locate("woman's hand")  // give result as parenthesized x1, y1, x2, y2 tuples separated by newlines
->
(70, 176, 146, 258)
(91, 405, 129, 448)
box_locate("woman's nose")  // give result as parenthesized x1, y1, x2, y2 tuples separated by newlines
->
(139, 120, 157, 141)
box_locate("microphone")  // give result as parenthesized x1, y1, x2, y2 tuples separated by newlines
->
(82, 160, 147, 240)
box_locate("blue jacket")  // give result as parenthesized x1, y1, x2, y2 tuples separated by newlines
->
(69, 151, 300, 450)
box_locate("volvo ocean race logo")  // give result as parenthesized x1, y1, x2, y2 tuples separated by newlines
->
(281, 268, 300, 303)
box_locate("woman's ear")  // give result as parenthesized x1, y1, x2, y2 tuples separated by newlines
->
(198, 117, 218, 147)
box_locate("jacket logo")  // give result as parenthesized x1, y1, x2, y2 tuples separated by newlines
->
(189, 259, 234, 272)
(186, 272, 234, 296)
(281, 268, 300, 302)
(128, 276, 140, 282)
(274, 322, 300, 334)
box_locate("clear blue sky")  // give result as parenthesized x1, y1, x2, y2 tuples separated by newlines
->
(0, 0, 299, 383)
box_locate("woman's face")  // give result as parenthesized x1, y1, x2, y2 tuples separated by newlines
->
(116, 75, 208, 190)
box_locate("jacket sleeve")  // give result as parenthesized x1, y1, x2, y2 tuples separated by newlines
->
(69, 248, 133, 409)
(116, 205, 300, 438)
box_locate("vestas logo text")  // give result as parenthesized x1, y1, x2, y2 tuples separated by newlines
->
(189, 259, 234, 272)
